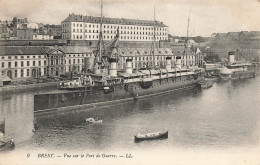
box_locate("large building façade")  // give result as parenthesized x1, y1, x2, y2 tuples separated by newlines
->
(0, 46, 93, 80)
(61, 13, 168, 42)
(0, 45, 203, 80)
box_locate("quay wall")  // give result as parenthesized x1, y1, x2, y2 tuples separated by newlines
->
(0, 82, 57, 93)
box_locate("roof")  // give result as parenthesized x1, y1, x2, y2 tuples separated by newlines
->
(0, 75, 11, 82)
(227, 32, 240, 38)
(0, 46, 46, 56)
(215, 33, 227, 39)
(118, 47, 173, 56)
(0, 46, 93, 56)
(44, 46, 93, 54)
(62, 13, 167, 27)
(247, 31, 260, 38)
(171, 46, 194, 55)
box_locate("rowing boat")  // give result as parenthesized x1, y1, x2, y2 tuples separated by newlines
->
(134, 131, 168, 141)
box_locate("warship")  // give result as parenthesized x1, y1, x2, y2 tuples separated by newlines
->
(218, 51, 256, 80)
(34, 3, 204, 113)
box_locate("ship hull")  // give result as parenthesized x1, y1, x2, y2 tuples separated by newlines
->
(219, 70, 255, 80)
(34, 75, 203, 113)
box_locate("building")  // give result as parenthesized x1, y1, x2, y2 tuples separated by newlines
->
(43, 46, 94, 76)
(214, 33, 227, 40)
(226, 32, 240, 40)
(0, 46, 47, 80)
(239, 49, 260, 62)
(42, 24, 62, 38)
(116, 46, 204, 70)
(0, 22, 13, 40)
(194, 47, 204, 67)
(117, 48, 173, 70)
(25, 22, 39, 29)
(171, 46, 196, 67)
(61, 13, 168, 42)
(16, 29, 39, 40)
(32, 34, 54, 40)
(0, 46, 94, 80)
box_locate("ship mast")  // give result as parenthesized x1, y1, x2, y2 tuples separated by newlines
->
(152, 4, 156, 69)
(185, 8, 191, 66)
(94, 0, 104, 71)
(186, 8, 191, 44)
(99, 0, 103, 63)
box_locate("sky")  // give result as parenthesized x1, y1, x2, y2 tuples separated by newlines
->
(0, 0, 260, 37)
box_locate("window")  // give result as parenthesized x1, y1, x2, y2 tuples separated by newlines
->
(15, 56, 17, 59)
(15, 70, 17, 77)
(27, 61, 30, 66)
(21, 61, 24, 67)
(2, 62, 4, 68)
(15, 62, 17, 67)
(8, 62, 11, 68)
(8, 56, 11, 59)
(38, 61, 41, 66)
(21, 69, 24, 77)
(33, 61, 35, 66)
(27, 69, 29, 76)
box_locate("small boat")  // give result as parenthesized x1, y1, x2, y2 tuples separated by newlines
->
(86, 118, 102, 124)
(134, 131, 168, 142)
(0, 139, 15, 151)
(0, 119, 15, 151)
(199, 80, 213, 89)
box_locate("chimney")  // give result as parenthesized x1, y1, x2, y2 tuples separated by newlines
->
(109, 58, 117, 77)
(165, 57, 171, 71)
(176, 56, 182, 69)
(125, 59, 133, 74)
(228, 51, 235, 64)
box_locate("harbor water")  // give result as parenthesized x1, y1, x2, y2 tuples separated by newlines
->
(1, 76, 260, 155)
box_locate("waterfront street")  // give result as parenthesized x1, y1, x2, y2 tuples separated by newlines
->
(0, 76, 260, 164)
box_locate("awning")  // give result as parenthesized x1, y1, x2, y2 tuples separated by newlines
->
(0, 75, 11, 82)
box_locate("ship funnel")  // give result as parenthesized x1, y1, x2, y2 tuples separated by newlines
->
(84, 57, 95, 71)
(125, 59, 133, 74)
(176, 56, 182, 69)
(166, 57, 172, 71)
(94, 62, 102, 74)
(109, 58, 117, 77)
(228, 51, 235, 64)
